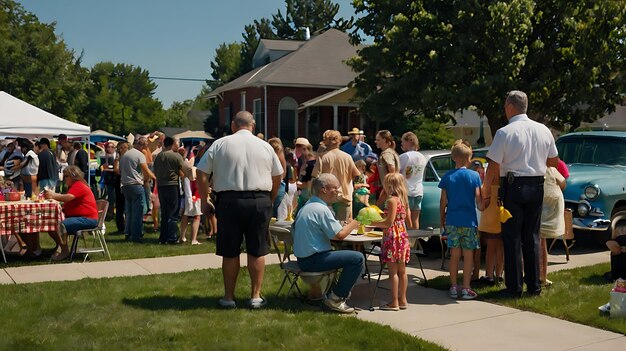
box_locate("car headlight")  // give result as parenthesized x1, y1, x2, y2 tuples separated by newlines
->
(584, 185, 600, 201)
(577, 203, 590, 217)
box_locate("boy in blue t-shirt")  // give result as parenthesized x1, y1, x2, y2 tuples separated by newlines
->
(439, 140, 484, 300)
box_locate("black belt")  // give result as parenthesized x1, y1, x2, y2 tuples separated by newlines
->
(217, 190, 270, 199)
(500, 175, 544, 185)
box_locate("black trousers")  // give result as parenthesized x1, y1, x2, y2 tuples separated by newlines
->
(158, 185, 180, 243)
(611, 236, 626, 281)
(114, 176, 125, 233)
(501, 176, 544, 294)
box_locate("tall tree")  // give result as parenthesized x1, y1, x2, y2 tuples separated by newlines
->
(208, 42, 243, 89)
(271, 0, 352, 40)
(84, 62, 164, 135)
(0, 0, 90, 122)
(349, 0, 626, 134)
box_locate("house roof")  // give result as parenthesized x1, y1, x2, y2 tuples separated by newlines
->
(207, 29, 362, 98)
(298, 87, 359, 110)
(256, 38, 305, 54)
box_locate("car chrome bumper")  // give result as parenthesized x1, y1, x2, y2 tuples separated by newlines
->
(571, 217, 611, 231)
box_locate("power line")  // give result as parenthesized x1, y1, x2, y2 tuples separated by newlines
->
(149, 76, 212, 82)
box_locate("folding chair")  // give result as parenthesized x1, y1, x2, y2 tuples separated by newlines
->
(269, 225, 336, 299)
(548, 209, 575, 261)
(69, 200, 112, 262)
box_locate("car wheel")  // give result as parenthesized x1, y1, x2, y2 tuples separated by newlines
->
(611, 206, 626, 239)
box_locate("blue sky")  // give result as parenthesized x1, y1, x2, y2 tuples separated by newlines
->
(19, 0, 357, 108)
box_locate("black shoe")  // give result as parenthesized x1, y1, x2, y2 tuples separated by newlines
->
(526, 288, 542, 297)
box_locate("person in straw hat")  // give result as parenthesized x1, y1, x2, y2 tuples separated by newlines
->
(340, 127, 376, 162)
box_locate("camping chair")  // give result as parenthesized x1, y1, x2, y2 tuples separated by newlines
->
(548, 209, 575, 261)
(269, 225, 337, 299)
(69, 200, 111, 262)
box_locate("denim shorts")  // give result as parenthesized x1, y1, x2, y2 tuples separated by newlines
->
(62, 217, 98, 234)
(408, 195, 423, 210)
(446, 225, 480, 250)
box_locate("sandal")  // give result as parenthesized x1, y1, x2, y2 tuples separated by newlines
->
(379, 303, 400, 311)
(398, 304, 408, 310)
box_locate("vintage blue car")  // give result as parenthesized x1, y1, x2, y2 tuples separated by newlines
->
(556, 131, 626, 235)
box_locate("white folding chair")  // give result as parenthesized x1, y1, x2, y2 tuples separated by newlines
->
(69, 200, 111, 262)
(269, 225, 336, 299)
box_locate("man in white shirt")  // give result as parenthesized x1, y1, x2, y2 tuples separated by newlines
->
(197, 111, 283, 309)
(484, 90, 559, 297)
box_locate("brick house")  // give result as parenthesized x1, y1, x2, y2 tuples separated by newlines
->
(207, 29, 364, 147)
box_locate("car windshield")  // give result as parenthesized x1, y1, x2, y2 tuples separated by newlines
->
(557, 137, 626, 166)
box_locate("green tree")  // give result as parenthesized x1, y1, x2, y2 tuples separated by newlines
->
(349, 0, 626, 134)
(0, 0, 90, 122)
(271, 0, 353, 40)
(209, 42, 243, 89)
(84, 62, 164, 135)
(163, 100, 193, 128)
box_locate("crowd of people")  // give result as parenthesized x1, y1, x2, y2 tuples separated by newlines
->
(2, 90, 597, 314)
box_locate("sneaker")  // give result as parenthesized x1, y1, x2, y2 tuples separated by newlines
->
(218, 298, 236, 309)
(449, 285, 459, 299)
(598, 302, 611, 315)
(248, 297, 267, 309)
(461, 288, 478, 300)
(323, 292, 355, 313)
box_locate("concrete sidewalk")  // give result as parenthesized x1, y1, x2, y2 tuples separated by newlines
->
(0, 249, 623, 350)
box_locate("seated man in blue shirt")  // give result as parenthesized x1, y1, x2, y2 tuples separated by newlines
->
(293, 173, 363, 313)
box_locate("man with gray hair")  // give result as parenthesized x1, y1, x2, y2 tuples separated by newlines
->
(293, 173, 363, 313)
(483, 90, 559, 297)
(197, 110, 283, 309)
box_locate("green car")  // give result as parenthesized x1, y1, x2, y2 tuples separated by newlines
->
(556, 131, 626, 235)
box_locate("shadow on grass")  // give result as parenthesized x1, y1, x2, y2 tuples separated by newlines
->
(122, 294, 324, 313)
(579, 272, 611, 286)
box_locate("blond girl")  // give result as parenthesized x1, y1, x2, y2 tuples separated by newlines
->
(372, 172, 411, 311)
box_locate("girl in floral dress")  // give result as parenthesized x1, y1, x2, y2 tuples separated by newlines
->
(372, 172, 411, 311)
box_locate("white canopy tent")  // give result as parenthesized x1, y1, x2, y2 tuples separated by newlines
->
(0, 91, 92, 185)
(0, 91, 90, 138)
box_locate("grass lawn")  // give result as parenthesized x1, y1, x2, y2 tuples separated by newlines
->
(428, 262, 626, 335)
(2, 219, 216, 267)
(0, 265, 446, 351)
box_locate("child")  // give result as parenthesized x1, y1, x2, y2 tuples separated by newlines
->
(478, 173, 504, 285)
(352, 160, 369, 218)
(372, 172, 412, 311)
(439, 140, 483, 300)
(179, 166, 203, 245)
(277, 148, 298, 221)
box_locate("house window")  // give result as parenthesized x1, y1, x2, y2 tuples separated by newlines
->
(224, 105, 231, 127)
(240, 91, 246, 111)
(253, 99, 264, 134)
(279, 97, 298, 145)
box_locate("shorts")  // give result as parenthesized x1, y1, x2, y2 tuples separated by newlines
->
(62, 216, 98, 234)
(481, 231, 502, 240)
(446, 225, 480, 250)
(215, 191, 271, 258)
(38, 179, 57, 191)
(408, 195, 423, 211)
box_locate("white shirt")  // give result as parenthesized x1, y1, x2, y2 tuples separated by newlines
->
(399, 150, 427, 197)
(487, 114, 558, 177)
(196, 129, 283, 192)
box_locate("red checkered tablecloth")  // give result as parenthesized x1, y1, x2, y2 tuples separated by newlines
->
(0, 200, 65, 235)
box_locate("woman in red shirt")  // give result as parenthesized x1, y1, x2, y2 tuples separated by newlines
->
(45, 165, 98, 261)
